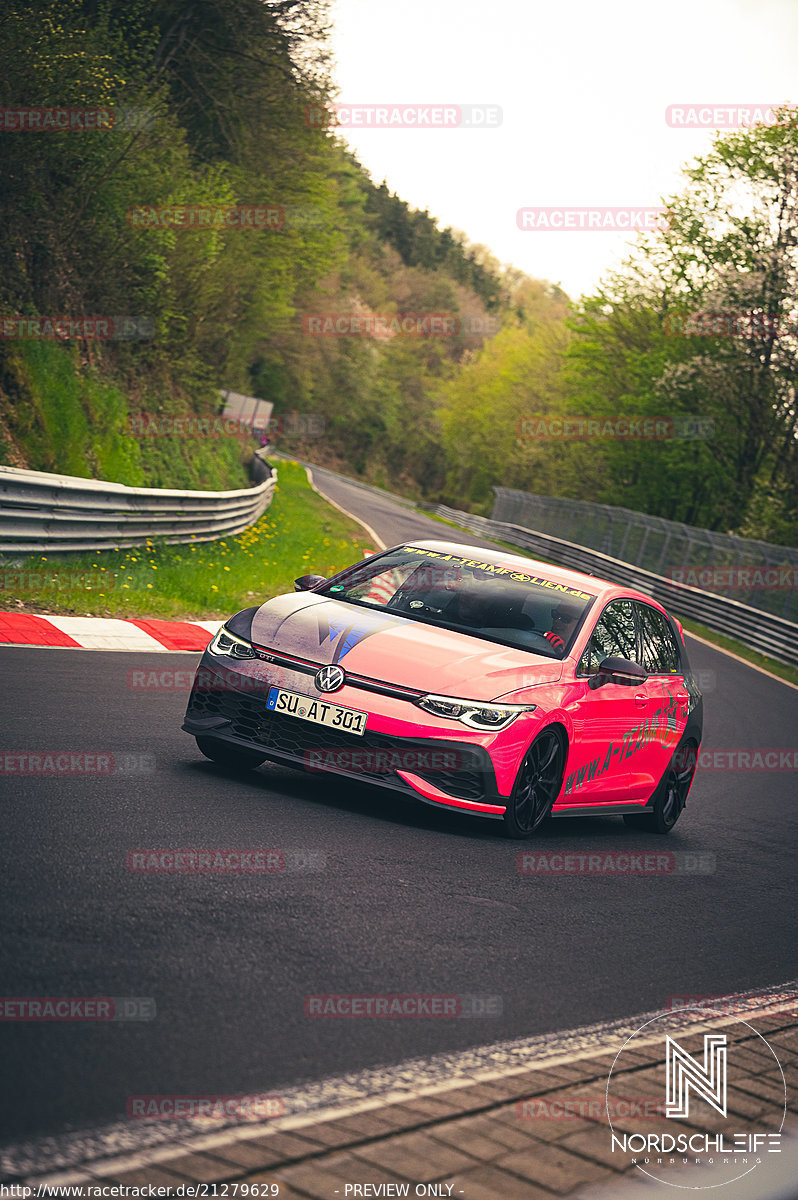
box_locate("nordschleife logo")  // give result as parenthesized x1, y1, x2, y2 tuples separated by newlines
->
(606, 1009, 786, 1189)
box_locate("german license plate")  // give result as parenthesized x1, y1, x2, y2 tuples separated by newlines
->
(266, 687, 367, 736)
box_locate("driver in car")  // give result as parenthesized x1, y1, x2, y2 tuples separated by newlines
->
(543, 603, 580, 651)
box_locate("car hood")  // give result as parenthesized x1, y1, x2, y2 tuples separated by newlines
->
(248, 593, 563, 700)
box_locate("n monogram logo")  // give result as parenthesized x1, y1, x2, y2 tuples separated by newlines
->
(665, 1034, 727, 1119)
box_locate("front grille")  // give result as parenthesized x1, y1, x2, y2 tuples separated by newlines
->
(186, 681, 488, 801)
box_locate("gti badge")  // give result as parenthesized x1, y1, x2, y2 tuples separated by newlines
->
(316, 664, 345, 693)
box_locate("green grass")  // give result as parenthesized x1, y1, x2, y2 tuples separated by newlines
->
(1, 341, 253, 490)
(6, 453, 795, 686)
(677, 618, 798, 686)
(3, 461, 375, 620)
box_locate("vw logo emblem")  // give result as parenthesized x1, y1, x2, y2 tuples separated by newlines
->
(316, 664, 345, 693)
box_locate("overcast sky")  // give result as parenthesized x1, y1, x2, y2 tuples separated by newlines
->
(328, 0, 798, 300)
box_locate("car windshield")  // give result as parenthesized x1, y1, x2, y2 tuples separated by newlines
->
(316, 545, 595, 658)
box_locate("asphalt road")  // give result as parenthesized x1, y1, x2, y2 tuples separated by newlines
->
(1, 468, 797, 1149)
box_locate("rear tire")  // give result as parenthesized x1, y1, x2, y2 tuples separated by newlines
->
(623, 740, 698, 834)
(195, 736, 266, 771)
(501, 728, 566, 839)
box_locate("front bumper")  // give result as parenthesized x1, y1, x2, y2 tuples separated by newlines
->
(182, 657, 524, 817)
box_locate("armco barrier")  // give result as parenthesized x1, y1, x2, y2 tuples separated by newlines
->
(0, 451, 276, 552)
(262, 456, 798, 670)
(428, 503, 798, 669)
(493, 486, 798, 625)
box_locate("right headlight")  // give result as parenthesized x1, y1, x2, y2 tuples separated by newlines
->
(208, 626, 257, 660)
(416, 694, 537, 730)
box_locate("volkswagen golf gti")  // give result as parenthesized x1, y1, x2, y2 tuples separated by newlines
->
(182, 541, 703, 837)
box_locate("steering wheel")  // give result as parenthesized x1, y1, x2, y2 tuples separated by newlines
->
(511, 628, 566, 652)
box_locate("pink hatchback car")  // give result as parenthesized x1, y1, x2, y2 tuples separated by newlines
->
(183, 541, 703, 837)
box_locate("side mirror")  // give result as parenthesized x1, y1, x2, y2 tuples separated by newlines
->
(589, 656, 648, 689)
(294, 574, 328, 592)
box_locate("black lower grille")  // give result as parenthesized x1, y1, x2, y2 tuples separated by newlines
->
(186, 680, 488, 801)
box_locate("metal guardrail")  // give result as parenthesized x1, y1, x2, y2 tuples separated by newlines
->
(493, 487, 798, 625)
(128, 448, 794, 670)
(0, 451, 276, 552)
(429, 504, 798, 669)
(264, 457, 798, 669)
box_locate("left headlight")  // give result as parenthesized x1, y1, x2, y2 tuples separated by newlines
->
(208, 626, 257, 660)
(416, 694, 536, 730)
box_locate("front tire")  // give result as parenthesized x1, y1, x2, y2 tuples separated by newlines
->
(502, 728, 566, 839)
(623, 740, 698, 834)
(195, 736, 266, 771)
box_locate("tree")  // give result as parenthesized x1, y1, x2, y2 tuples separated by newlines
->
(566, 107, 798, 540)
(436, 292, 574, 512)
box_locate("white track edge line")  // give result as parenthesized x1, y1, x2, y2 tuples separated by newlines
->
(684, 630, 798, 691)
(305, 468, 387, 551)
(9, 981, 797, 1181)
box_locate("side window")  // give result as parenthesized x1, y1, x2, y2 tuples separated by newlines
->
(636, 603, 681, 674)
(578, 600, 638, 675)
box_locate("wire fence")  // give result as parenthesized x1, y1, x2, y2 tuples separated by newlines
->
(428, 503, 798, 668)
(492, 488, 798, 625)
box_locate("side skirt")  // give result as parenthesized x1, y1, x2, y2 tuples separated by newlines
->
(550, 802, 654, 818)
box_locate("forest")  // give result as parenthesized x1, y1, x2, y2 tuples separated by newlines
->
(1, 0, 796, 545)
